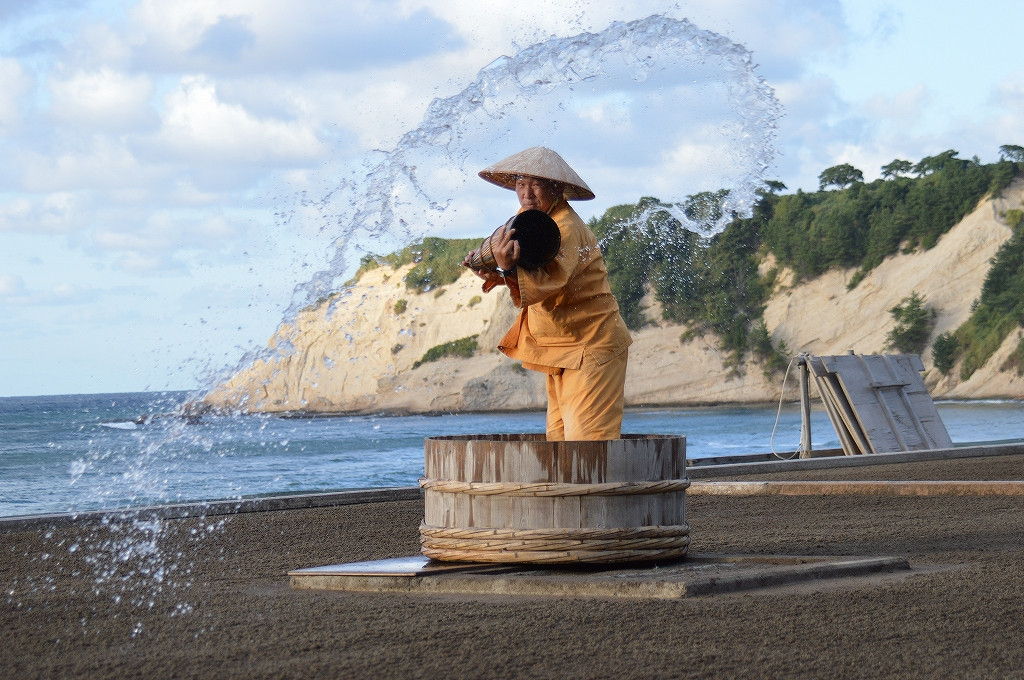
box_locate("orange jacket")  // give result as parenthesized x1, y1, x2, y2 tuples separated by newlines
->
(496, 200, 632, 370)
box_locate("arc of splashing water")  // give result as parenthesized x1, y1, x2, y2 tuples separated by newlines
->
(290, 14, 780, 314)
(239, 13, 781, 371)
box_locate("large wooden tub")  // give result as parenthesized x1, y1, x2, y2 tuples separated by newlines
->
(419, 434, 689, 564)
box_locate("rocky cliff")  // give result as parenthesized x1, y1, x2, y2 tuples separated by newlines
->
(203, 180, 1024, 414)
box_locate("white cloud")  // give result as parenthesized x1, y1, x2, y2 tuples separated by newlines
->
(146, 75, 325, 165)
(0, 57, 31, 129)
(49, 67, 156, 130)
(0, 276, 97, 307)
(128, 0, 242, 54)
(658, 136, 742, 193)
(111, 250, 183, 273)
(87, 210, 248, 274)
(68, 20, 134, 68)
(0, 192, 80, 234)
(575, 94, 634, 131)
(863, 84, 928, 124)
(992, 72, 1024, 110)
(824, 143, 898, 183)
(20, 136, 159, 193)
(127, 0, 459, 75)
(0, 274, 25, 297)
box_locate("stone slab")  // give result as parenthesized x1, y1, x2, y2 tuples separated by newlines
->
(687, 441, 1024, 478)
(288, 553, 910, 599)
(0, 486, 423, 531)
(688, 480, 1024, 496)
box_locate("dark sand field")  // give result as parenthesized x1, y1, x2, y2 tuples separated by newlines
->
(3, 454, 1024, 679)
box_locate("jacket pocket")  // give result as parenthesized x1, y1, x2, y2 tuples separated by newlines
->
(527, 306, 571, 339)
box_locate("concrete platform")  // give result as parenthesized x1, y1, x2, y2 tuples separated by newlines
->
(289, 553, 910, 599)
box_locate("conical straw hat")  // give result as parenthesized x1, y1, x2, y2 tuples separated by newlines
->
(478, 146, 595, 200)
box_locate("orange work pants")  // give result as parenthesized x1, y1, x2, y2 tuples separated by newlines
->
(544, 349, 628, 441)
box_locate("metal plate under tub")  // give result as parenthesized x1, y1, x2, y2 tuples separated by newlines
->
(289, 556, 500, 577)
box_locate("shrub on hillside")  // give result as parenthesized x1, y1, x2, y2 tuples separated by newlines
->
(1001, 336, 1024, 376)
(413, 335, 479, 369)
(955, 216, 1024, 380)
(931, 332, 959, 375)
(749, 320, 791, 378)
(886, 292, 935, 354)
(353, 237, 481, 293)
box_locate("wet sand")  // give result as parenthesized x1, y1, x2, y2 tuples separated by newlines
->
(3, 454, 1024, 679)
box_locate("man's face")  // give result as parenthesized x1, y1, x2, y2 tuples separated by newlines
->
(515, 176, 560, 212)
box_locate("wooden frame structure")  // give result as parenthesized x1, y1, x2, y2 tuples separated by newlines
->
(802, 353, 953, 456)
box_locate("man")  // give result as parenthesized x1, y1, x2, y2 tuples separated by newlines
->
(465, 146, 632, 440)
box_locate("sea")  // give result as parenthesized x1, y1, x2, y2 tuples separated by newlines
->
(2, 392, 1024, 518)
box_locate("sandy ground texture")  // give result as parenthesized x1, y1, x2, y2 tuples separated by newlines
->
(3, 454, 1024, 679)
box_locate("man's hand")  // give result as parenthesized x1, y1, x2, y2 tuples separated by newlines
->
(491, 223, 520, 271)
(463, 247, 503, 291)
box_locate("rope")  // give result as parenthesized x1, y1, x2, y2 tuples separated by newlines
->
(419, 523, 691, 564)
(420, 546, 690, 564)
(421, 525, 690, 540)
(418, 478, 691, 497)
(770, 355, 801, 460)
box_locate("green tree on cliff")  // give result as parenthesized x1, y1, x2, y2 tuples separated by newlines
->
(886, 292, 935, 354)
(881, 159, 913, 179)
(999, 144, 1024, 163)
(913, 149, 965, 176)
(818, 163, 864, 190)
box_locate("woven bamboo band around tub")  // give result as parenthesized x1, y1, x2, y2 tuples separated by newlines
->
(419, 546, 690, 564)
(421, 536, 690, 552)
(420, 525, 690, 540)
(419, 522, 692, 540)
(418, 478, 691, 496)
(419, 526, 691, 564)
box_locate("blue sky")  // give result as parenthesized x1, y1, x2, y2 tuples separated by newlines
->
(2, 0, 1023, 397)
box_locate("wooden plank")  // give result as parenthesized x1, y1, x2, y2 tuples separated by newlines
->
(885, 354, 953, 448)
(521, 496, 555, 530)
(823, 354, 905, 453)
(553, 495, 582, 529)
(469, 493, 491, 528)
(454, 491, 472, 530)
(810, 363, 860, 455)
(489, 493, 514, 530)
(832, 377, 873, 454)
(816, 368, 871, 454)
(858, 354, 925, 450)
(579, 494, 608, 530)
(813, 353, 952, 455)
(423, 488, 441, 526)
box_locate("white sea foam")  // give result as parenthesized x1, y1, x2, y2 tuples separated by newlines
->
(100, 421, 138, 430)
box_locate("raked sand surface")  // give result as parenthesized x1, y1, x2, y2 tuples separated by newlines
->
(3, 453, 1024, 679)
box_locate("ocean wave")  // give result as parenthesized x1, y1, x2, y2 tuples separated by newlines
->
(99, 421, 138, 430)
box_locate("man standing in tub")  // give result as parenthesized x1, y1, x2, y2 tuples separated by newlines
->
(463, 146, 632, 441)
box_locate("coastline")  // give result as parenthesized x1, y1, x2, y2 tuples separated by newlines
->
(200, 180, 1024, 416)
(193, 397, 1024, 420)
(4, 451, 1024, 678)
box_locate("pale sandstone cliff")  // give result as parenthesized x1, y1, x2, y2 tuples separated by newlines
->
(204, 180, 1024, 414)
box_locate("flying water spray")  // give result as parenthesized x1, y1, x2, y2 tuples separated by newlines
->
(283, 14, 780, 320)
